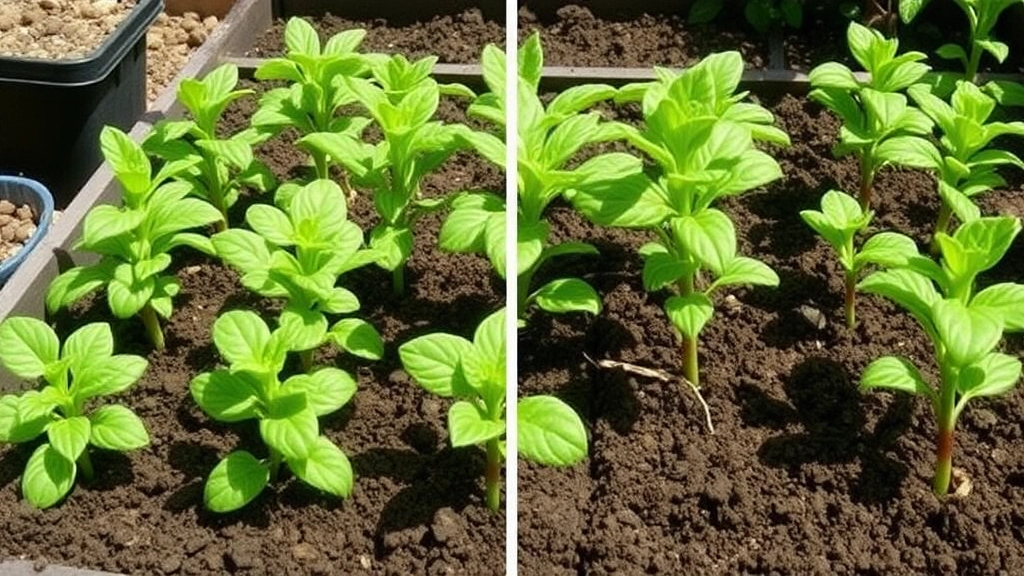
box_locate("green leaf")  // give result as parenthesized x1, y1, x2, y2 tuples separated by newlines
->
(933, 299, 1002, 368)
(368, 225, 413, 271)
(100, 126, 151, 198)
(22, 444, 75, 509)
(860, 356, 936, 401)
(972, 283, 1024, 331)
(517, 395, 587, 466)
(189, 370, 262, 422)
(278, 307, 329, 353)
(711, 256, 779, 289)
(88, 405, 149, 450)
(47, 416, 90, 462)
(212, 310, 271, 369)
(399, 334, 474, 397)
(290, 436, 353, 498)
(246, 204, 295, 246)
(641, 250, 695, 291)
(62, 323, 113, 379)
(958, 353, 1021, 401)
(447, 400, 505, 447)
(859, 269, 940, 337)
(977, 40, 1009, 63)
(74, 354, 148, 399)
(327, 318, 384, 360)
(531, 278, 602, 315)
(688, 0, 723, 23)
(284, 16, 320, 56)
(283, 367, 356, 417)
(260, 394, 319, 461)
(0, 317, 59, 379)
(204, 451, 269, 513)
(855, 232, 920, 268)
(899, 0, 927, 22)
(875, 136, 941, 169)
(0, 394, 50, 443)
(665, 293, 714, 339)
(672, 210, 736, 276)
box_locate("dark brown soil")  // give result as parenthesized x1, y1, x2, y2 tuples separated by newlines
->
(248, 9, 505, 64)
(0, 84, 506, 575)
(517, 91, 1024, 575)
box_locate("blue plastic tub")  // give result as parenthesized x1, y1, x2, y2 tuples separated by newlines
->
(0, 176, 54, 286)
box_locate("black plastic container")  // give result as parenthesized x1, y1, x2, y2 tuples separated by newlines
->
(0, 0, 163, 207)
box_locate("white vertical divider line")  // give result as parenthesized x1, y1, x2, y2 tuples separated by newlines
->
(504, 0, 519, 572)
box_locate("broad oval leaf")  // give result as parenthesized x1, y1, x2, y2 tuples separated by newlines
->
(284, 367, 357, 417)
(212, 310, 271, 369)
(259, 395, 319, 461)
(88, 405, 149, 450)
(933, 299, 1002, 368)
(860, 356, 935, 401)
(289, 436, 354, 498)
(22, 444, 75, 509)
(532, 278, 602, 315)
(204, 450, 270, 513)
(47, 416, 91, 462)
(189, 370, 262, 422)
(517, 395, 587, 466)
(665, 293, 715, 339)
(399, 334, 474, 396)
(0, 317, 59, 379)
(958, 352, 1022, 401)
(327, 318, 384, 360)
(447, 400, 505, 447)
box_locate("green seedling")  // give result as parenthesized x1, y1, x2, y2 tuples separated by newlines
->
(212, 179, 383, 371)
(47, 127, 222, 350)
(0, 318, 149, 508)
(809, 21, 936, 211)
(900, 0, 1024, 81)
(689, 0, 803, 34)
(907, 80, 1024, 250)
(298, 53, 476, 295)
(438, 43, 507, 280)
(145, 63, 276, 231)
(399, 309, 587, 511)
(569, 52, 788, 429)
(252, 17, 377, 180)
(191, 310, 359, 512)
(859, 216, 1024, 495)
(800, 189, 918, 327)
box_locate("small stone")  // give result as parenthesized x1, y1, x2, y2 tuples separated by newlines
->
(21, 9, 45, 26)
(291, 542, 319, 561)
(358, 555, 372, 569)
(0, 200, 13, 215)
(14, 223, 36, 242)
(0, 15, 15, 31)
(159, 556, 181, 574)
(203, 15, 219, 30)
(147, 34, 164, 50)
(430, 508, 465, 544)
(38, 0, 59, 10)
(41, 16, 62, 36)
(186, 29, 208, 48)
(797, 304, 827, 330)
(1, 224, 15, 242)
(183, 11, 201, 22)
(180, 18, 201, 32)
(15, 205, 34, 221)
(0, 215, 11, 227)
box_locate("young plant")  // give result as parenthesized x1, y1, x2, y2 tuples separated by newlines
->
(689, 0, 803, 34)
(809, 21, 937, 210)
(800, 189, 918, 327)
(859, 216, 1024, 495)
(399, 309, 587, 512)
(46, 127, 222, 350)
(907, 80, 1024, 249)
(252, 17, 376, 180)
(900, 0, 1024, 81)
(438, 43, 507, 280)
(144, 63, 276, 231)
(0, 318, 149, 509)
(190, 310, 359, 512)
(569, 52, 788, 427)
(212, 179, 382, 371)
(297, 53, 476, 295)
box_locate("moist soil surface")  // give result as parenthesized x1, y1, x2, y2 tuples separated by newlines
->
(517, 92, 1024, 574)
(520, 2, 1024, 73)
(0, 79, 505, 574)
(248, 8, 505, 64)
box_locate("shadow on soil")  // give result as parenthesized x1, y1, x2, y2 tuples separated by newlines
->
(739, 356, 911, 504)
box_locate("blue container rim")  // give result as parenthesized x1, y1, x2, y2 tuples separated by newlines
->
(0, 0, 163, 86)
(0, 176, 55, 284)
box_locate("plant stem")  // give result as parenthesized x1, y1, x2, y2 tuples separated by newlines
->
(392, 265, 405, 297)
(858, 155, 875, 212)
(77, 450, 95, 482)
(484, 438, 502, 512)
(268, 450, 283, 483)
(299, 349, 314, 373)
(679, 273, 700, 389)
(966, 43, 982, 83)
(313, 152, 329, 181)
(930, 201, 953, 257)
(139, 304, 165, 351)
(933, 364, 957, 496)
(844, 269, 857, 329)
